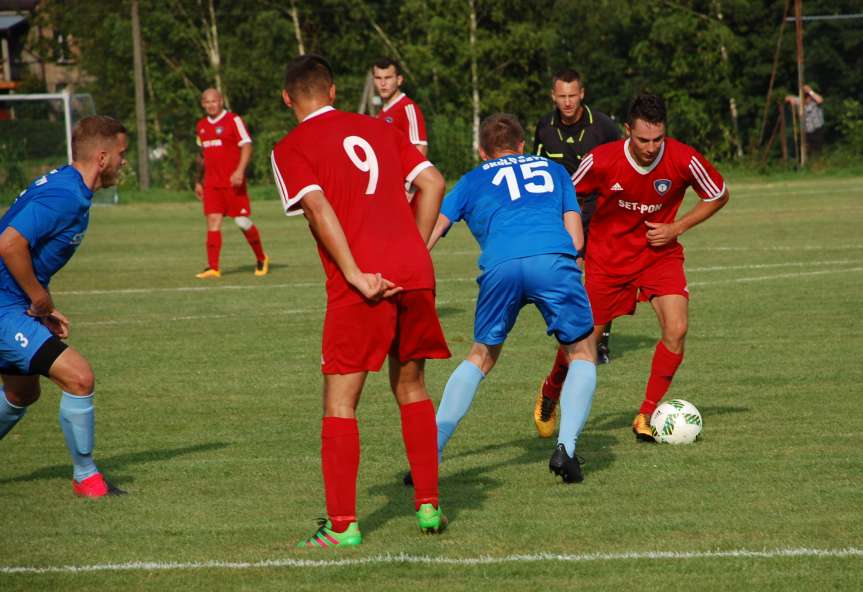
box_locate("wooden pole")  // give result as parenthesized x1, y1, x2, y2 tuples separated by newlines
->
(131, 0, 150, 189)
(790, 101, 799, 163)
(794, 0, 806, 168)
(779, 101, 788, 163)
(757, 0, 791, 148)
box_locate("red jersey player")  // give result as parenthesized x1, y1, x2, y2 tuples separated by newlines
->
(537, 94, 729, 442)
(271, 55, 450, 548)
(372, 57, 428, 155)
(194, 88, 268, 278)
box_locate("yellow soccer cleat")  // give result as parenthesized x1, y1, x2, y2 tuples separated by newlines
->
(195, 267, 221, 279)
(631, 412, 656, 443)
(254, 255, 269, 276)
(533, 388, 558, 439)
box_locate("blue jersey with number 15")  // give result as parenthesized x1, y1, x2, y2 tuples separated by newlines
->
(0, 166, 93, 308)
(440, 154, 579, 272)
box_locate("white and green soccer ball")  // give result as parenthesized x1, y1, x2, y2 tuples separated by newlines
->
(650, 399, 702, 444)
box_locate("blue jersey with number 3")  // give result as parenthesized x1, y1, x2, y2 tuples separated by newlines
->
(440, 154, 579, 272)
(0, 166, 93, 308)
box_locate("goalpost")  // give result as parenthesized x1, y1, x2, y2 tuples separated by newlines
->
(0, 90, 118, 204)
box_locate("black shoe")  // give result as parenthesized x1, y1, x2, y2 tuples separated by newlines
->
(403, 471, 413, 487)
(549, 443, 584, 484)
(597, 341, 611, 365)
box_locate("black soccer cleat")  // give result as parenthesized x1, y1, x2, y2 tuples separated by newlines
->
(549, 443, 584, 484)
(597, 341, 611, 365)
(403, 470, 414, 487)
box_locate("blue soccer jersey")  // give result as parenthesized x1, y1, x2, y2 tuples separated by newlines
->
(0, 166, 93, 308)
(440, 154, 579, 272)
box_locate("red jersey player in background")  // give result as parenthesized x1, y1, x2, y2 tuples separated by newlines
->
(194, 88, 268, 278)
(537, 94, 729, 442)
(271, 55, 450, 548)
(372, 57, 428, 155)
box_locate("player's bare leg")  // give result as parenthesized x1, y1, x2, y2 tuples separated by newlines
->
(632, 295, 688, 441)
(549, 332, 598, 483)
(389, 356, 446, 533)
(233, 216, 268, 276)
(0, 374, 40, 439)
(197, 212, 224, 278)
(297, 371, 367, 548)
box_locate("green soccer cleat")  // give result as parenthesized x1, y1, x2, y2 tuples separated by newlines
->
(296, 519, 362, 548)
(416, 503, 448, 534)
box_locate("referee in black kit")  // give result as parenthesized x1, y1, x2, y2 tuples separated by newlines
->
(533, 68, 620, 364)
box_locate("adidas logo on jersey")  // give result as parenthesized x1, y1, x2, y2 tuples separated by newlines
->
(611, 182, 624, 191)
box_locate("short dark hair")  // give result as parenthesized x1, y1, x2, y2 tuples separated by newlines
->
(71, 115, 127, 161)
(627, 94, 667, 126)
(372, 57, 401, 76)
(283, 54, 334, 100)
(479, 113, 524, 155)
(552, 68, 582, 86)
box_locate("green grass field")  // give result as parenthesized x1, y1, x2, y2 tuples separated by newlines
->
(1, 174, 862, 590)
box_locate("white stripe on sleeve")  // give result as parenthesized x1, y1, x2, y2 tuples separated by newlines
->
(234, 116, 252, 146)
(688, 157, 722, 198)
(571, 154, 593, 186)
(270, 150, 318, 216)
(406, 161, 433, 185)
(405, 105, 420, 145)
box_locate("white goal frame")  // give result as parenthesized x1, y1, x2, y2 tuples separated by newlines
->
(0, 89, 74, 164)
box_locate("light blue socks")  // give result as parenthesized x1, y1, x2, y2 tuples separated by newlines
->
(59, 392, 99, 482)
(557, 360, 597, 457)
(436, 360, 485, 458)
(0, 390, 27, 440)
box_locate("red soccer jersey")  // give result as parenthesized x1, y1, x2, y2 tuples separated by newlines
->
(196, 110, 252, 188)
(377, 92, 427, 147)
(574, 137, 725, 277)
(271, 106, 435, 308)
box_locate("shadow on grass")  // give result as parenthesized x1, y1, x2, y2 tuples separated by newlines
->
(361, 432, 618, 536)
(588, 405, 750, 432)
(0, 442, 229, 486)
(603, 332, 658, 360)
(436, 305, 465, 318)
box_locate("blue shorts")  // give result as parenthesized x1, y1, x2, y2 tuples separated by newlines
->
(473, 254, 594, 346)
(0, 307, 55, 374)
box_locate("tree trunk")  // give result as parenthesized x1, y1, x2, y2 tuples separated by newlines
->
(199, 0, 225, 104)
(469, 0, 480, 160)
(290, 0, 305, 55)
(131, 0, 150, 190)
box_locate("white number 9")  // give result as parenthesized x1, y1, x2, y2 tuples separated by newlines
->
(343, 136, 379, 195)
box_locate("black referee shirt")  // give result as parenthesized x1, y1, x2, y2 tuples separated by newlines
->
(533, 105, 620, 176)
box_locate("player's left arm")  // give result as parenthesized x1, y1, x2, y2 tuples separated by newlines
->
(411, 166, 445, 243)
(0, 226, 55, 318)
(427, 214, 452, 251)
(564, 211, 584, 253)
(230, 115, 253, 187)
(646, 189, 729, 247)
(301, 190, 402, 301)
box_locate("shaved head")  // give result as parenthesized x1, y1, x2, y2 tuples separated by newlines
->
(200, 88, 225, 117)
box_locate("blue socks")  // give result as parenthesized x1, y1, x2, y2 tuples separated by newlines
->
(436, 360, 485, 458)
(557, 360, 597, 457)
(59, 392, 99, 482)
(0, 390, 27, 440)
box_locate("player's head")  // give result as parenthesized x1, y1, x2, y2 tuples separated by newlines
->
(479, 113, 525, 160)
(283, 54, 335, 109)
(551, 68, 585, 123)
(372, 57, 403, 102)
(72, 115, 128, 188)
(200, 88, 225, 117)
(625, 94, 667, 167)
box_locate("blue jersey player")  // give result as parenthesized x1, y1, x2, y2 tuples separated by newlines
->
(0, 115, 128, 497)
(427, 113, 598, 483)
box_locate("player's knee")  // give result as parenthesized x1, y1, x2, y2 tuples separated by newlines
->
(234, 216, 253, 231)
(5, 384, 41, 407)
(65, 368, 96, 396)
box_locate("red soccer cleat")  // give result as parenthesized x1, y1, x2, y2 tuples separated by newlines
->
(72, 473, 127, 497)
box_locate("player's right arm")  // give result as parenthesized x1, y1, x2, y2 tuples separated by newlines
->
(194, 152, 204, 200)
(0, 226, 54, 316)
(427, 214, 452, 251)
(411, 166, 445, 243)
(301, 190, 402, 301)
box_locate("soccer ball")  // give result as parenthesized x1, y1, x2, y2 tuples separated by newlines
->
(650, 399, 702, 444)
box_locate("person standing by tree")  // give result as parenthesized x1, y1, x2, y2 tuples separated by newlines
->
(532, 69, 619, 438)
(194, 88, 268, 278)
(786, 84, 825, 156)
(0, 116, 129, 497)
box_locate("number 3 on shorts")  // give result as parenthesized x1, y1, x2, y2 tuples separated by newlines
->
(15, 332, 29, 348)
(343, 136, 379, 195)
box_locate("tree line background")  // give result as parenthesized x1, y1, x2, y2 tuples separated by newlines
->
(10, 0, 863, 190)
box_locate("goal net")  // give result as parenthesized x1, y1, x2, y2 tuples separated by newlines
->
(0, 91, 119, 206)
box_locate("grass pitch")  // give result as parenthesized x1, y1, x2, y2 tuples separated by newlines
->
(1, 174, 862, 590)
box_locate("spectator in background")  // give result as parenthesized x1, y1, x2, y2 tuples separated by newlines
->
(786, 84, 825, 155)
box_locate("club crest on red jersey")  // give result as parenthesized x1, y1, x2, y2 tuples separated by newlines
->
(654, 179, 672, 196)
(215, 126, 224, 135)
(385, 116, 394, 124)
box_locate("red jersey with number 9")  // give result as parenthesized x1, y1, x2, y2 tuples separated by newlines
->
(271, 106, 435, 309)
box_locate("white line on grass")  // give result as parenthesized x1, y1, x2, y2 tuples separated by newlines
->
(2, 547, 860, 575)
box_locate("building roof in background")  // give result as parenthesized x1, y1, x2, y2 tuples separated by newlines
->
(0, 14, 27, 32)
(0, 0, 38, 10)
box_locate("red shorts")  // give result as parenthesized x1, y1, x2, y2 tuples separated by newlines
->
(586, 255, 689, 325)
(321, 289, 451, 375)
(203, 185, 251, 217)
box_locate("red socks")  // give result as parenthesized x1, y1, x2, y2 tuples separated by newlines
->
(541, 346, 570, 401)
(206, 231, 222, 270)
(400, 399, 439, 510)
(242, 225, 266, 262)
(640, 341, 684, 415)
(321, 417, 360, 533)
